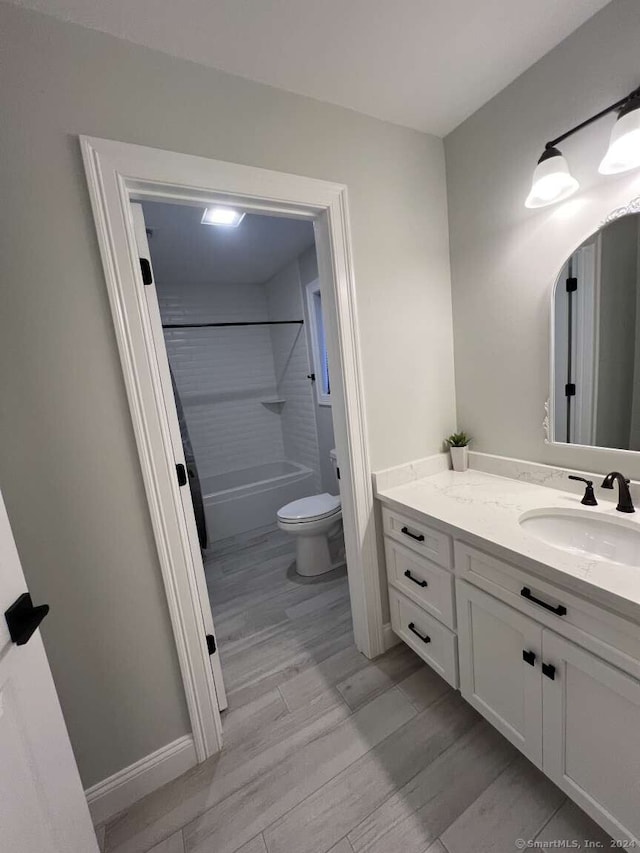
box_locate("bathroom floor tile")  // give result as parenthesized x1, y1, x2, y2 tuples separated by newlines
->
(104, 525, 611, 853)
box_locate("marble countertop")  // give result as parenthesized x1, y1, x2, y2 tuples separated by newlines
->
(375, 468, 640, 623)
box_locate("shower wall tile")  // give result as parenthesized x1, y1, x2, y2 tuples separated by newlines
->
(157, 281, 284, 478)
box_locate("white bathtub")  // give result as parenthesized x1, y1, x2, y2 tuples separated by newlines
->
(201, 460, 314, 542)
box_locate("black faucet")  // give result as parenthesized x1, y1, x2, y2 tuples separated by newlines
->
(601, 472, 635, 513)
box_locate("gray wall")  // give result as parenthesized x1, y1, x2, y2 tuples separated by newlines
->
(445, 0, 640, 480)
(0, 2, 455, 786)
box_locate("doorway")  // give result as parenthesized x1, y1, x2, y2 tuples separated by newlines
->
(81, 135, 384, 763)
(137, 199, 351, 710)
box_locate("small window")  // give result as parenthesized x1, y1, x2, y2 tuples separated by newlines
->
(306, 280, 331, 406)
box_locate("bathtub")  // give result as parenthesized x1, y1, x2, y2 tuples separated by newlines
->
(201, 460, 315, 542)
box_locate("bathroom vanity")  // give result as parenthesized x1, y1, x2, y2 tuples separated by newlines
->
(375, 461, 640, 844)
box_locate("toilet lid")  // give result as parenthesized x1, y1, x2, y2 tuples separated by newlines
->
(278, 493, 341, 522)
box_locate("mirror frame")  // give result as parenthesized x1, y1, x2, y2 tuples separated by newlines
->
(545, 194, 640, 450)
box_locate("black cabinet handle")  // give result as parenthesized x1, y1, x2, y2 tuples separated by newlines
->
(408, 622, 431, 643)
(542, 663, 556, 680)
(401, 526, 425, 542)
(521, 587, 567, 616)
(4, 592, 50, 646)
(522, 649, 536, 666)
(404, 570, 428, 588)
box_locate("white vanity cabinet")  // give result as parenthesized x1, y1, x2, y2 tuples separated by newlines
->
(456, 569, 640, 843)
(379, 491, 640, 843)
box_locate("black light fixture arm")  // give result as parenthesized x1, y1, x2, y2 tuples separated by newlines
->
(544, 85, 640, 152)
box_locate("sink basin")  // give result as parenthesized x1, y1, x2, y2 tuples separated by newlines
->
(519, 508, 640, 567)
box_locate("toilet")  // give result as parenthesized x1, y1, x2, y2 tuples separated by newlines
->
(277, 451, 344, 577)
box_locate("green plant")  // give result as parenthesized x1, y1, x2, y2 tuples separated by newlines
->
(445, 431, 471, 448)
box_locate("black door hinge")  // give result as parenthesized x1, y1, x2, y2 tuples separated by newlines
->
(140, 258, 153, 286)
(565, 383, 576, 397)
(176, 463, 187, 487)
(206, 634, 216, 655)
(566, 277, 578, 293)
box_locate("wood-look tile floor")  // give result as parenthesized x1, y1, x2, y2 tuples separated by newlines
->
(100, 525, 612, 853)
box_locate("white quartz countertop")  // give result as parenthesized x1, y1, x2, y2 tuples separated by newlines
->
(375, 469, 640, 622)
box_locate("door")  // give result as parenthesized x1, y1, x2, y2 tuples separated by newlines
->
(542, 630, 640, 843)
(0, 489, 99, 852)
(131, 202, 227, 711)
(456, 580, 543, 765)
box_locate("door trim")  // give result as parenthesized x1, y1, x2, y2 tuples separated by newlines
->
(80, 136, 383, 762)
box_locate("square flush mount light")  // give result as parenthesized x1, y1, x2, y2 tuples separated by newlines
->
(201, 206, 245, 227)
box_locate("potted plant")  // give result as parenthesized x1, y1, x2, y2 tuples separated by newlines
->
(445, 431, 471, 472)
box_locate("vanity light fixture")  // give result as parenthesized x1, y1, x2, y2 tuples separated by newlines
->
(201, 206, 245, 227)
(526, 84, 640, 208)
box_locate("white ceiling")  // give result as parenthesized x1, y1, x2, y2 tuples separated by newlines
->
(10, 0, 611, 135)
(141, 201, 315, 287)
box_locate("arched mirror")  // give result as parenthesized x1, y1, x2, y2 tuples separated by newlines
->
(550, 199, 640, 450)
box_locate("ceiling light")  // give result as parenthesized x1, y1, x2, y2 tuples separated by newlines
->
(201, 207, 245, 227)
(599, 97, 640, 175)
(525, 148, 579, 209)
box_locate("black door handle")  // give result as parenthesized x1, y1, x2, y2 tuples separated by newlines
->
(408, 622, 431, 643)
(5, 593, 50, 646)
(522, 649, 536, 666)
(521, 587, 567, 616)
(401, 526, 425, 542)
(404, 570, 428, 588)
(542, 663, 556, 680)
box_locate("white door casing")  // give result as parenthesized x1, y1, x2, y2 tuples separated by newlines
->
(80, 136, 383, 763)
(0, 489, 100, 853)
(131, 203, 227, 712)
(456, 580, 543, 766)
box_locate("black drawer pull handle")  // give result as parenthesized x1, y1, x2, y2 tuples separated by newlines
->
(404, 570, 428, 588)
(521, 587, 567, 616)
(401, 526, 425, 542)
(408, 622, 431, 643)
(542, 662, 556, 680)
(522, 649, 536, 666)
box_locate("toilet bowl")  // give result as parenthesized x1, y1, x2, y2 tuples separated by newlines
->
(277, 493, 344, 577)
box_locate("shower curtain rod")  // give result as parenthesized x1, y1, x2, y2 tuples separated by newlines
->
(162, 320, 304, 329)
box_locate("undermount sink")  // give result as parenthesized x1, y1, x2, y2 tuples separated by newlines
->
(519, 508, 640, 567)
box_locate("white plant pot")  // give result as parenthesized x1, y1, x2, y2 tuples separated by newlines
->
(450, 446, 468, 472)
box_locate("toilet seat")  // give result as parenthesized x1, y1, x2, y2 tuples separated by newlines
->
(277, 493, 341, 523)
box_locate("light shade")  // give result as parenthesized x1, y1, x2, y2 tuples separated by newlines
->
(525, 147, 579, 209)
(201, 206, 245, 227)
(598, 98, 640, 175)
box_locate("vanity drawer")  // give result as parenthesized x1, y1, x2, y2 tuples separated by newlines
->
(455, 541, 640, 678)
(385, 538, 456, 629)
(382, 506, 452, 569)
(389, 586, 458, 688)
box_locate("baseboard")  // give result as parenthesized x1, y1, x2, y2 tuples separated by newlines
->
(382, 621, 400, 651)
(85, 734, 196, 826)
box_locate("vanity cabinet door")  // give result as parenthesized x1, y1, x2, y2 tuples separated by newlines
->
(542, 631, 640, 843)
(456, 580, 543, 766)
